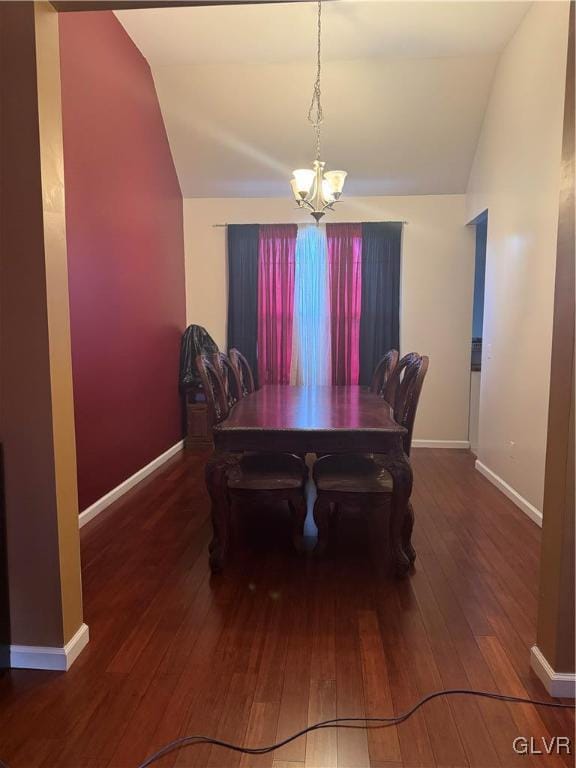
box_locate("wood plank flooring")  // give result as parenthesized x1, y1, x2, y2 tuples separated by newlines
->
(0, 448, 573, 768)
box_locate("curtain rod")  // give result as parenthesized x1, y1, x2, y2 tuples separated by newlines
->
(211, 221, 408, 227)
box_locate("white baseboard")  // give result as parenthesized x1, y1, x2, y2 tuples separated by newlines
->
(530, 645, 576, 698)
(475, 459, 542, 527)
(10, 623, 89, 671)
(412, 439, 470, 449)
(79, 440, 184, 528)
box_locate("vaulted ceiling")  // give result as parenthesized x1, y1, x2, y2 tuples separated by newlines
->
(116, 1, 531, 197)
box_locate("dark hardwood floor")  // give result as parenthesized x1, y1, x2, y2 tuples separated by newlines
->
(0, 448, 573, 768)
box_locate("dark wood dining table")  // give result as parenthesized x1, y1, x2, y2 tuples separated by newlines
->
(205, 385, 414, 576)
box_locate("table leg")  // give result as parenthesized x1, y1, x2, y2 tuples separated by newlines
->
(403, 501, 416, 564)
(382, 440, 414, 577)
(313, 496, 332, 555)
(288, 496, 307, 553)
(205, 452, 238, 572)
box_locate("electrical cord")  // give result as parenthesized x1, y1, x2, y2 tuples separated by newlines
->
(137, 688, 574, 768)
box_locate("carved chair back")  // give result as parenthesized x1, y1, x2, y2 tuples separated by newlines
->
(195, 353, 229, 426)
(385, 353, 429, 456)
(217, 352, 243, 410)
(370, 349, 399, 396)
(229, 348, 256, 396)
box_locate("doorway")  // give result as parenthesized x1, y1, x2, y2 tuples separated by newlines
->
(469, 210, 487, 456)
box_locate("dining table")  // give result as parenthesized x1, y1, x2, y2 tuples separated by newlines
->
(205, 385, 414, 576)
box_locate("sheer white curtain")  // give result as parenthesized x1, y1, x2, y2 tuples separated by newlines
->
(290, 225, 332, 385)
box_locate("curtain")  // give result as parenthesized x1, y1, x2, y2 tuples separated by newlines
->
(359, 222, 402, 386)
(327, 223, 362, 385)
(291, 225, 331, 386)
(227, 224, 259, 382)
(257, 224, 297, 385)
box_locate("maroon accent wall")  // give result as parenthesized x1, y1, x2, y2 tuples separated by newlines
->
(59, 11, 186, 511)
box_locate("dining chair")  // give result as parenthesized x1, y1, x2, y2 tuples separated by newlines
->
(229, 348, 256, 396)
(383, 351, 425, 455)
(312, 353, 429, 562)
(195, 353, 229, 427)
(216, 352, 243, 410)
(370, 349, 399, 396)
(196, 353, 309, 552)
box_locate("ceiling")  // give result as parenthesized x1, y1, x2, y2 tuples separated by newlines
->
(116, 1, 531, 197)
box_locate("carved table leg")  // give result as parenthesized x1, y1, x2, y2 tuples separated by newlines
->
(205, 452, 239, 572)
(313, 496, 332, 555)
(381, 439, 414, 577)
(403, 501, 416, 563)
(288, 496, 307, 553)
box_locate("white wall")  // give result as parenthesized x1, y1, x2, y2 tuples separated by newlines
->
(184, 194, 474, 443)
(469, 370, 481, 456)
(466, 1, 569, 517)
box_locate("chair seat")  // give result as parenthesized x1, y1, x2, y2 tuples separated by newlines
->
(313, 454, 394, 494)
(227, 452, 307, 492)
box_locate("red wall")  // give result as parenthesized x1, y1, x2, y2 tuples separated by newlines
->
(59, 12, 186, 511)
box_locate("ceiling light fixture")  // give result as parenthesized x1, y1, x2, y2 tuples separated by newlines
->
(290, 0, 347, 222)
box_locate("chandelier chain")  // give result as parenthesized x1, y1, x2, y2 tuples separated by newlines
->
(290, 0, 346, 220)
(307, 0, 323, 161)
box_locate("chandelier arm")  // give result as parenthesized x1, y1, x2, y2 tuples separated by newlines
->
(298, 198, 316, 212)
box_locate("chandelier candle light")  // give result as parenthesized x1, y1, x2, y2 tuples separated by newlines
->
(290, 0, 347, 222)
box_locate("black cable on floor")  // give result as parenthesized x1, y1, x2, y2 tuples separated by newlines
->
(137, 688, 574, 768)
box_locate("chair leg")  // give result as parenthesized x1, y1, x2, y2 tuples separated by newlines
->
(402, 501, 416, 563)
(313, 496, 332, 555)
(288, 496, 307, 553)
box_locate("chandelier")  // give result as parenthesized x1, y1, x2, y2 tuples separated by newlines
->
(290, 0, 347, 222)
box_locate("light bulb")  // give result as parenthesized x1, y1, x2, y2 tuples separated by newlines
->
(324, 170, 347, 198)
(292, 168, 315, 198)
(322, 179, 335, 204)
(290, 178, 302, 201)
